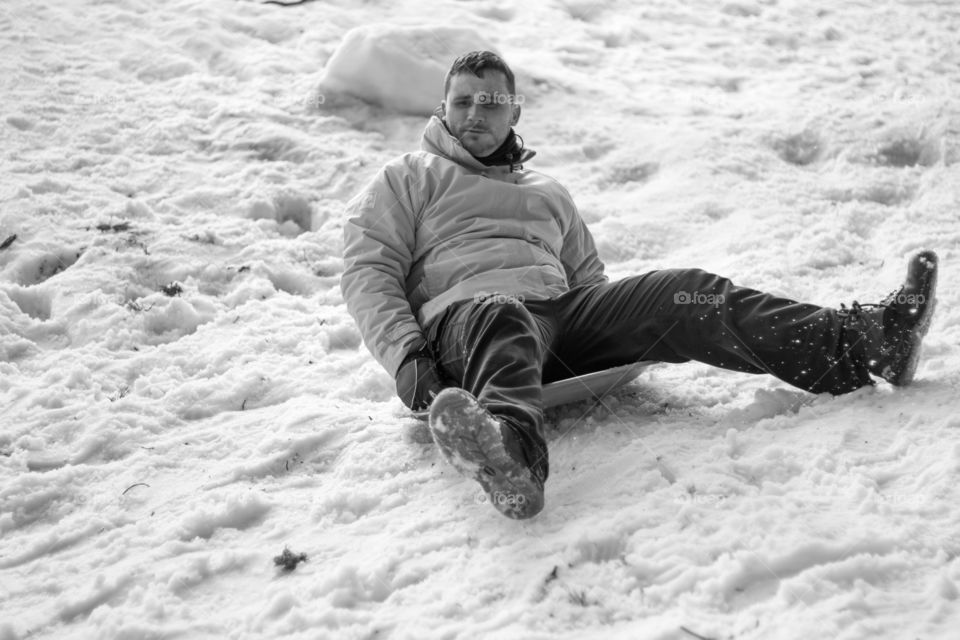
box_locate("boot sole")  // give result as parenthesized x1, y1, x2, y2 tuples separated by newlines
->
(887, 252, 938, 386)
(428, 388, 544, 519)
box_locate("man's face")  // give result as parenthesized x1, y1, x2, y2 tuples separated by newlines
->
(442, 71, 521, 158)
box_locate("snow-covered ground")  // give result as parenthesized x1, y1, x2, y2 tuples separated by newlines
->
(2, 0, 959, 638)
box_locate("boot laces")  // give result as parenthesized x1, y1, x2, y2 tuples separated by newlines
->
(838, 301, 882, 319)
(837, 287, 902, 319)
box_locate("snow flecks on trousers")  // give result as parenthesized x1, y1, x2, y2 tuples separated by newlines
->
(2, 0, 959, 638)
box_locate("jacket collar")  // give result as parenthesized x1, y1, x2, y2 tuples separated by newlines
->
(420, 111, 535, 173)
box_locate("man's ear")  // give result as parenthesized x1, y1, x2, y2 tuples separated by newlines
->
(440, 100, 446, 117)
(511, 103, 521, 126)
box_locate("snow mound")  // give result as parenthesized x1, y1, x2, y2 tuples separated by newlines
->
(317, 24, 499, 116)
(176, 490, 271, 541)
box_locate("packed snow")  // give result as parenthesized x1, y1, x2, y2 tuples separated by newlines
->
(2, 0, 959, 638)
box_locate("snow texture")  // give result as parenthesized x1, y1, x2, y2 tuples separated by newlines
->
(1, 0, 959, 638)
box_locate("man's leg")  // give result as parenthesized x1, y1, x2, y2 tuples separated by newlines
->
(550, 269, 873, 395)
(425, 298, 557, 519)
(428, 298, 556, 441)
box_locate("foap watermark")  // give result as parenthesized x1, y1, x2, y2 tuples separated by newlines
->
(473, 291, 526, 306)
(878, 492, 929, 507)
(264, 92, 327, 110)
(889, 292, 926, 305)
(77, 291, 123, 308)
(474, 490, 527, 508)
(674, 493, 728, 507)
(472, 90, 525, 106)
(674, 291, 725, 307)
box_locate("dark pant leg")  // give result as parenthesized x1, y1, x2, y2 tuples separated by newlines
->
(550, 270, 872, 395)
(425, 298, 558, 472)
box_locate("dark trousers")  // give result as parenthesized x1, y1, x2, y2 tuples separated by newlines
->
(424, 269, 873, 471)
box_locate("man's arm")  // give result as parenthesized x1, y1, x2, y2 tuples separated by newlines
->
(557, 188, 608, 288)
(340, 160, 428, 377)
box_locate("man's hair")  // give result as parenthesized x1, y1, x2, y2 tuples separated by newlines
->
(443, 51, 516, 96)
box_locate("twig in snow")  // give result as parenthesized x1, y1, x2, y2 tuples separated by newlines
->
(261, 0, 318, 6)
(679, 626, 717, 640)
(122, 482, 150, 495)
(0, 234, 16, 250)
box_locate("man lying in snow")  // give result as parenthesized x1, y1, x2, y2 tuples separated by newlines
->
(340, 51, 939, 520)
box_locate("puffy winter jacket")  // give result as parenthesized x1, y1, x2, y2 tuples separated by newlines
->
(341, 115, 607, 377)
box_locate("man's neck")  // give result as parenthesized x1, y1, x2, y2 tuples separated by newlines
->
(474, 130, 521, 167)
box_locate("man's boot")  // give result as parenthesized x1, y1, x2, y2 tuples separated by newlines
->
(843, 250, 938, 386)
(428, 387, 546, 519)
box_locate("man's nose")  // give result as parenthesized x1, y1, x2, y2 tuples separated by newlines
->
(467, 103, 483, 122)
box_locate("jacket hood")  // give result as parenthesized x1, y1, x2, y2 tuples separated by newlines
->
(420, 110, 536, 172)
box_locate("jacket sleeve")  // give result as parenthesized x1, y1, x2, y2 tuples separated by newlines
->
(340, 159, 428, 377)
(557, 188, 608, 288)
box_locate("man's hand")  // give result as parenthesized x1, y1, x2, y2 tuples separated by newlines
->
(395, 346, 447, 411)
